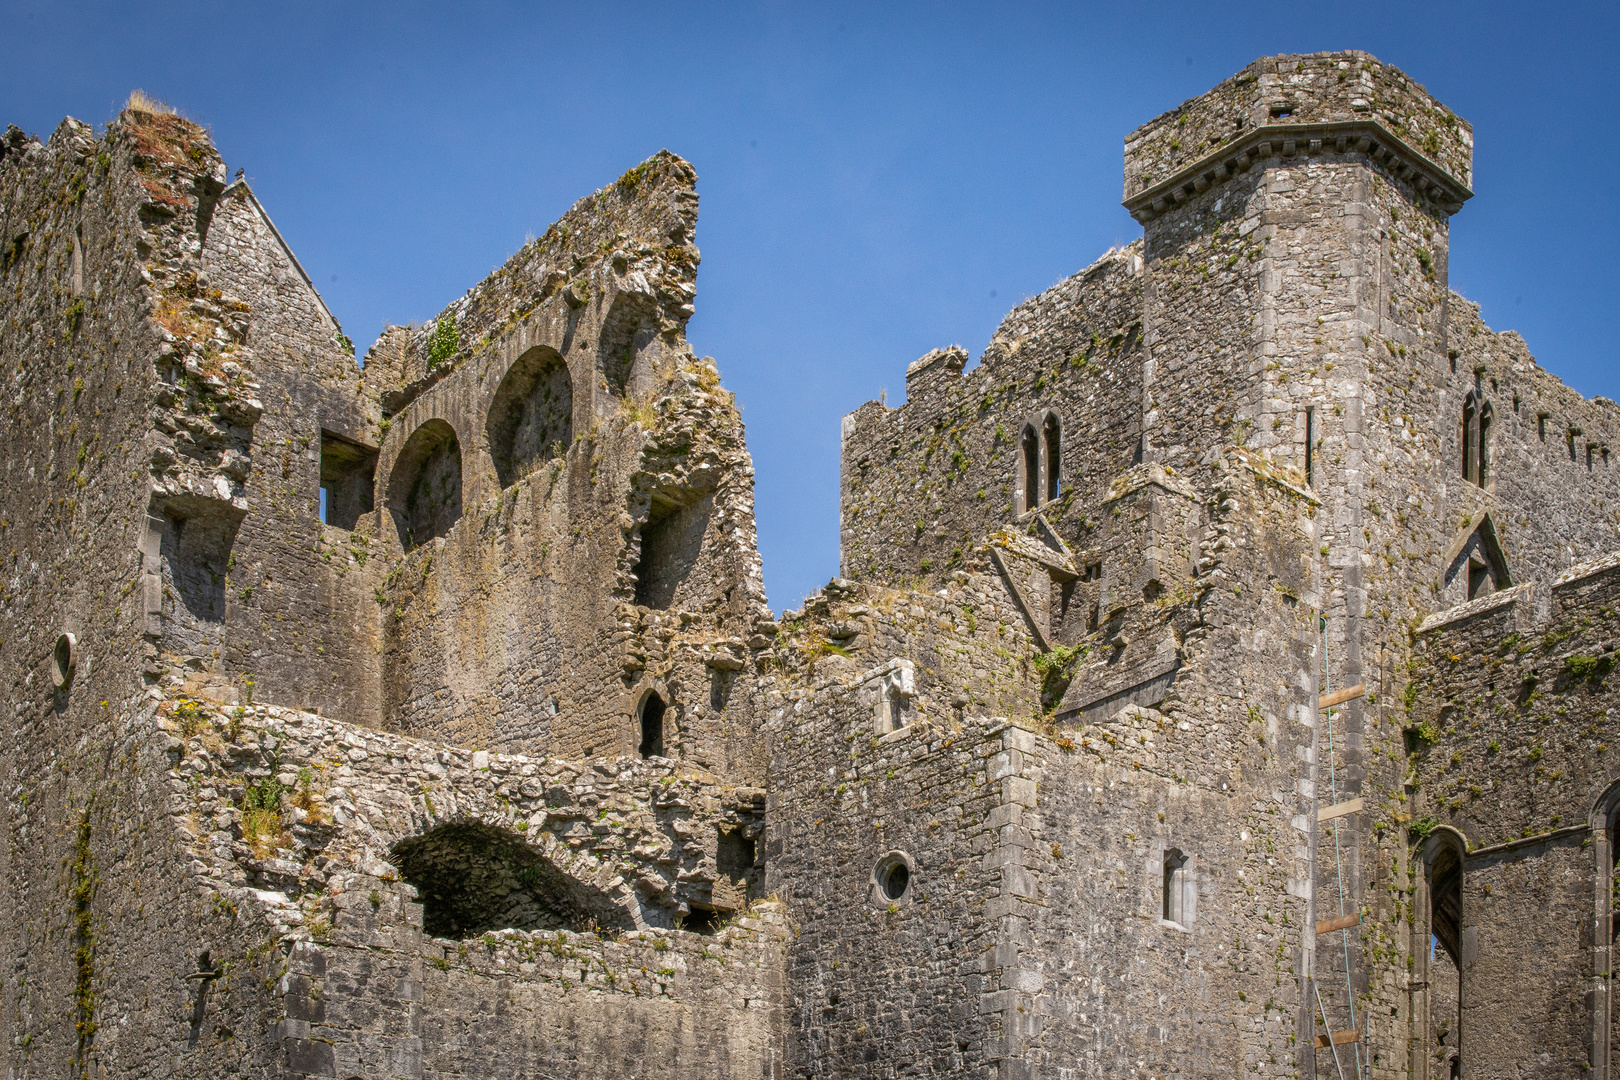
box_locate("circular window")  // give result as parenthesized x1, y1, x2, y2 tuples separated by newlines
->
(51, 633, 76, 689)
(872, 850, 914, 904)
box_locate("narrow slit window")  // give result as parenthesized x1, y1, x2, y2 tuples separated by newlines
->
(638, 691, 666, 759)
(1019, 424, 1039, 514)
(1462, 394, 1479, 486)
(1163, 848, 1188, 925)
(1042, 413, 1061, 502)
(1303, 406, 1316, 486)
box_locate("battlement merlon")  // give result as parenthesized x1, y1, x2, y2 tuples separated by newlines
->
(1123, 51, 1474, 223)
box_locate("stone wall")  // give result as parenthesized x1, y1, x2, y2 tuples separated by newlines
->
(1399, 555, 1620, 1075)
(195, 178, 383, 722)
(5, 49, 1620, 1080)
(840, 244, 1144, 592)
(0, 107, 296, 1079)
(365, 156, 774, 778)
(153, 692, 783, 1078)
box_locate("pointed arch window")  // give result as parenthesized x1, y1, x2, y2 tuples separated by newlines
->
(1018, 423, 1039, 515)
(1463, 392, 1492, 488)
(638, 690, 666, 759)
(1043, 412, 1062, 502)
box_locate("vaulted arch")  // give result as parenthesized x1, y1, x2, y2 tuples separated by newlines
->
(391, 821, 628, 938)
(387, 418, 462, 552)
(487, 345, 572, 489)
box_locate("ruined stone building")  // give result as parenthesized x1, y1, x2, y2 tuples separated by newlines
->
(3, 49, 1619, 1080)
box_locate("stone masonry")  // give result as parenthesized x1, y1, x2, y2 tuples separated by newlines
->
(2, 51, 1617, 1080)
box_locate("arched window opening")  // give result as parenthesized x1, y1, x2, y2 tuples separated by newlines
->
(872, 851, 914, 904)
(1477, 401, 1493, 488)
(598, 293, 661, 398)
(1162, 848, 1189, 925)
(638, 691, 667, 759)
(1611, 805, 1620, 944)
(391, 823, 626, 938)
(1043, 412, 1061, 502)
(1018, 424, 1039, 515)
(1461, 394, 1478, 485)
(387, 419, 463, 552)
(1429, 843, 1464, 1076)
(487, 346, 572, 489)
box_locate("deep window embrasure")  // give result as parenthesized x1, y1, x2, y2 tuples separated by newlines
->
(1043, 412, 1062, 502)
(51, 632, 76, 689)
(873, 851, 913, 903)
(1162, 848, 1189, 925)
(319, 430, 378, 530)
(1462, 392, 1492, 488)
(638, 690, 667, 759)
(387, 419, 462, 552)
(487, 346, 572, 489)
(1018, 423, 1039, 515)
(392, 822, 625, 938)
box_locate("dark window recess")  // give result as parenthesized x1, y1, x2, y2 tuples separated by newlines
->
(717, 828, 756, 881)
(319, 430, 378, 530)
(682, 907, 721, 935)
(487, 346, 572, 489)
(1430, 846, 1462, 966)
(638, 691, 666, 759)
(1043, 413, 1061, 501)
(1462, 392, 1492, 488)
(1163, 848, 1188, 924)
(391, 822, 625, 938)
(1019, 424, 1039, 514)
(633, 494, 713, 610)
(879, 860, 910, 901)
(387, 420, 462, 552)
(709, 668, 733, 712)
(1304, 406, 1316, 486)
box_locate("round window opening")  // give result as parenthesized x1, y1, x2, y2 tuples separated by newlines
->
(873, 851, 913, 903)
(51, 633, 76, 689)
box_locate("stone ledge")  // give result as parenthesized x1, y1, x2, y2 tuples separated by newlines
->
(1124, 119, 1473, 223)
(1415, 581, 1535, 636)
(1552, 548, 1620, 591)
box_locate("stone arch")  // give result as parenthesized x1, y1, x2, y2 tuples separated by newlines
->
(1162, 847, 1190, 926)
(598, 292, 661, 400)
(486, 345, 573, 489)
(386, 419, 462, 552)
(390, 820, 629, 938)
(631, 679, 674, 759)
(1418, 826, 1468, 1075)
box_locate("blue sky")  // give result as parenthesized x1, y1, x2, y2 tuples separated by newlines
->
(5, 1, 1616, 610)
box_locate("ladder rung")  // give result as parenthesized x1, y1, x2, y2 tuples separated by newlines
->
(1315, 1029, 1361, 1047)
(1319, 683, 1366, 709)
(1317, 797, 1363, 822)
(1316, 913, 1360, 934)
